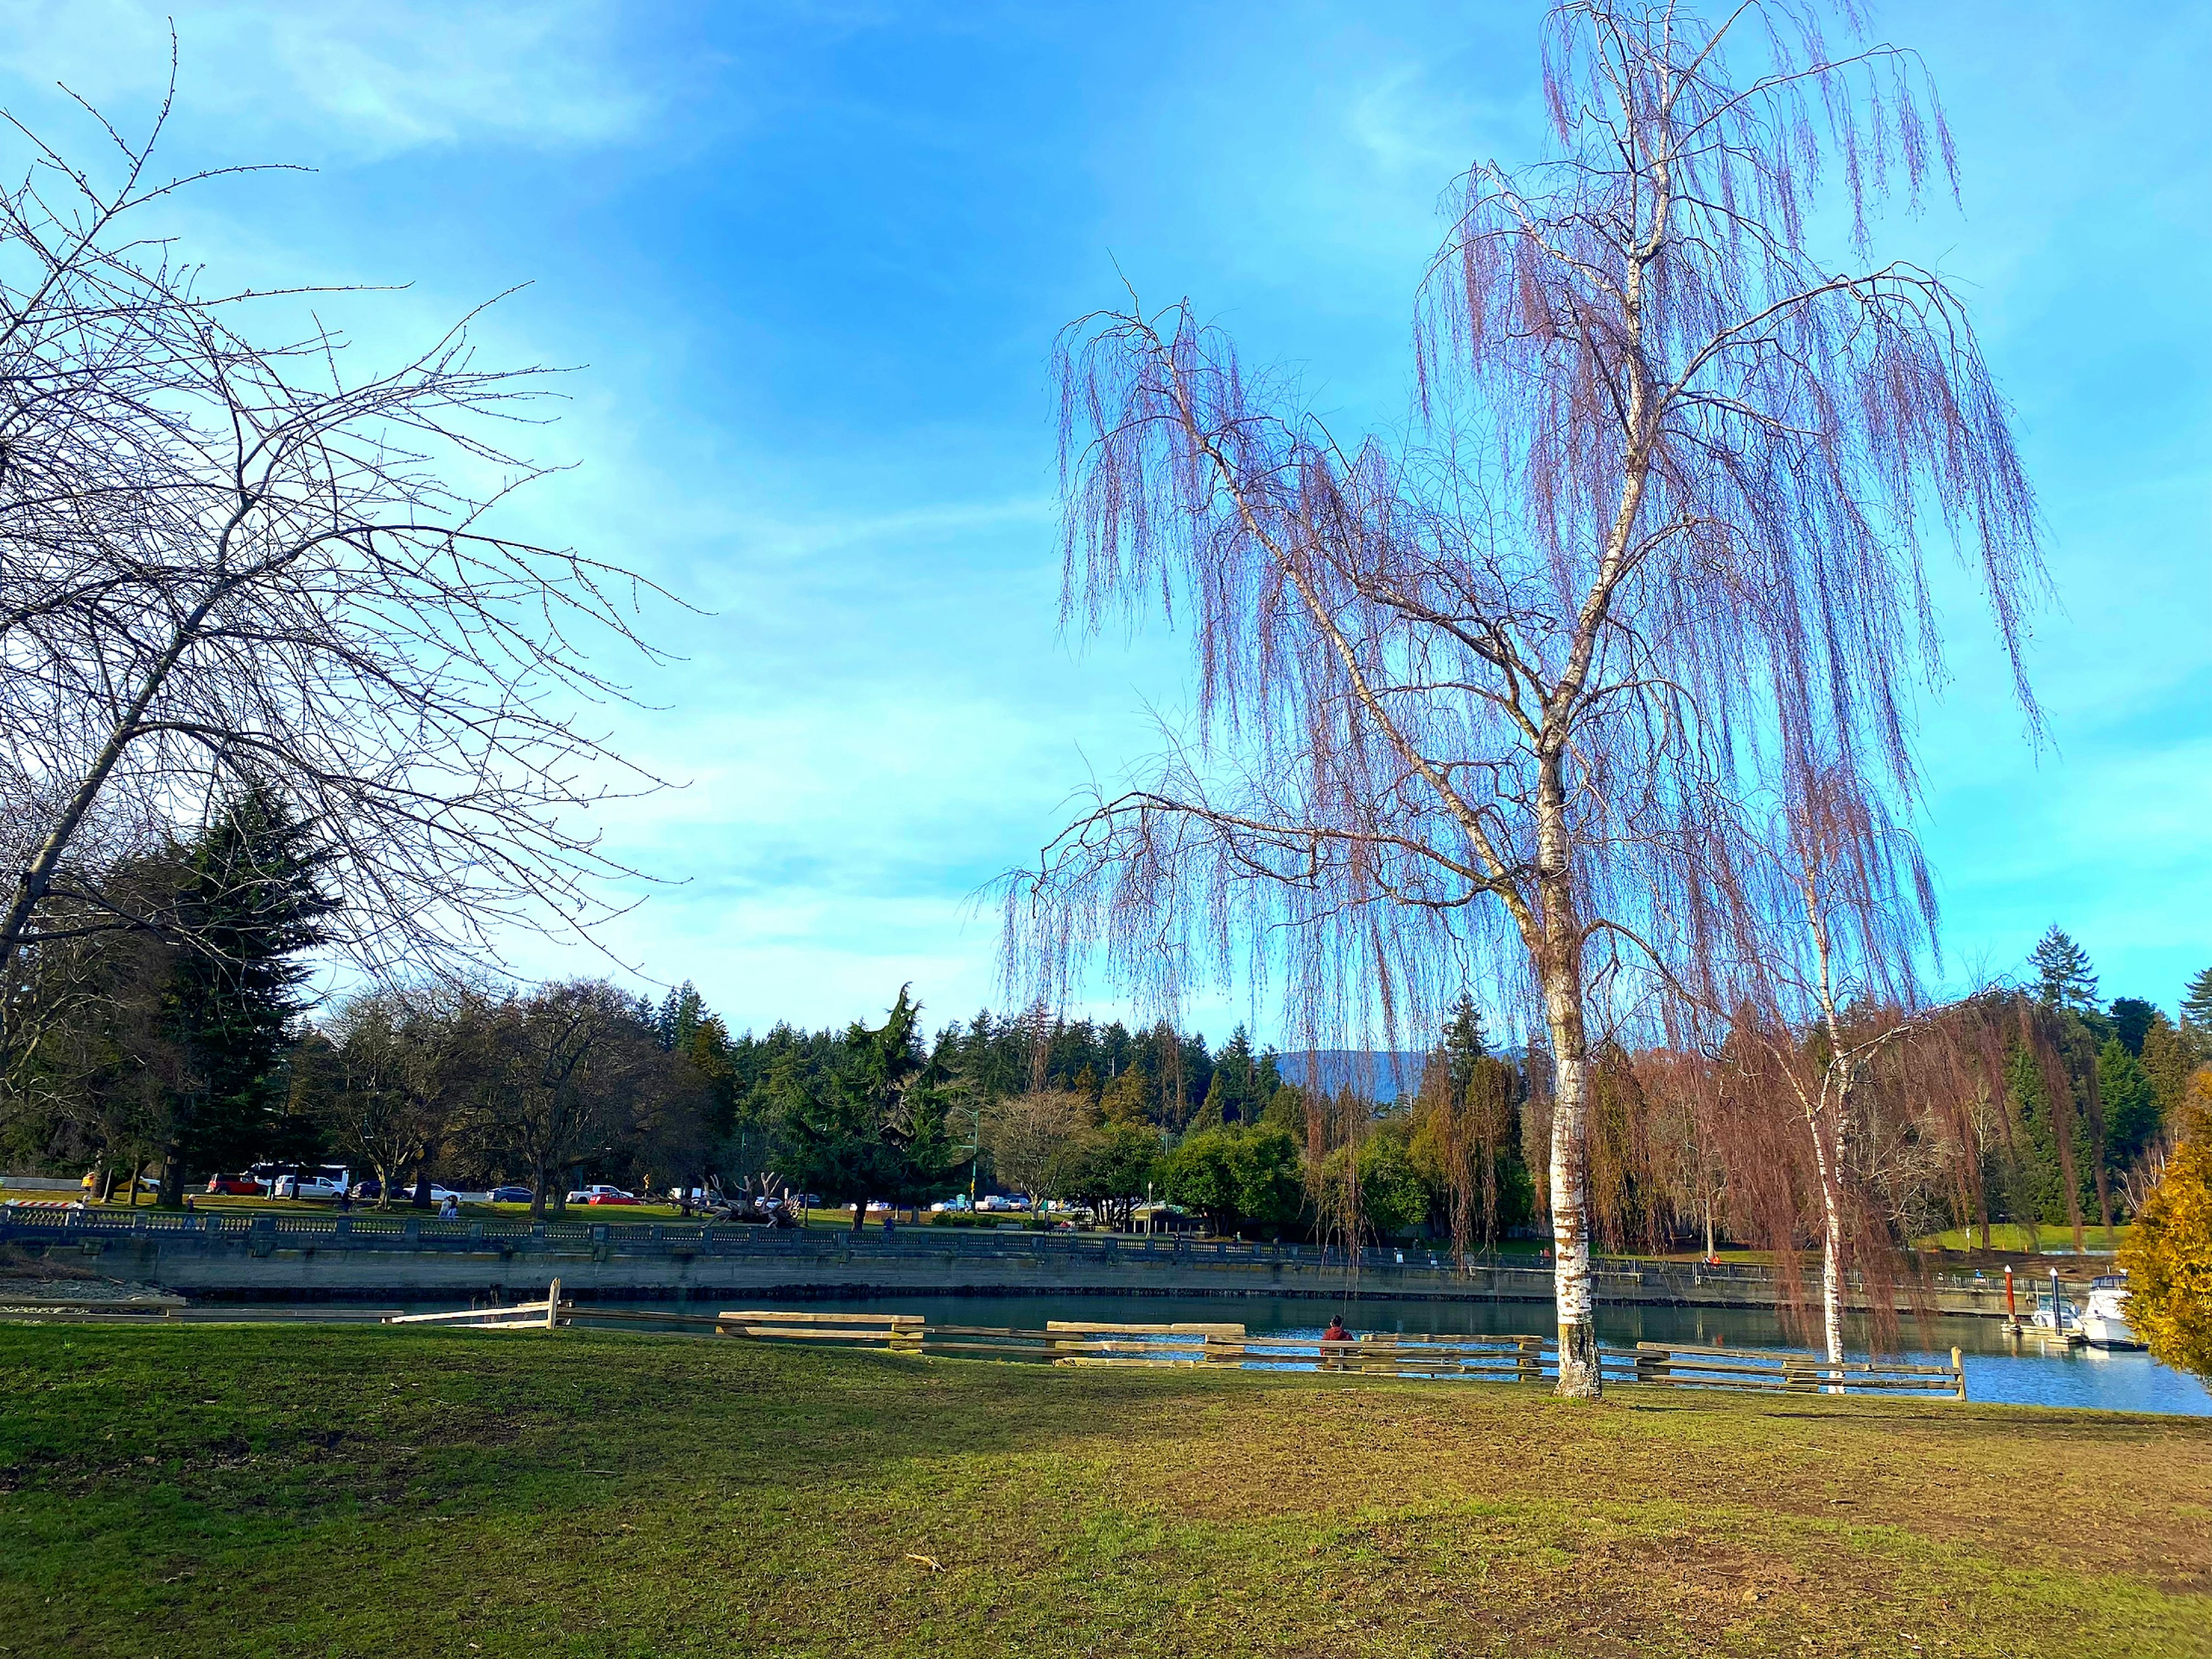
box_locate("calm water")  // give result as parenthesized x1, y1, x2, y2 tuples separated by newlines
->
(579, 1289, 2211, 1416)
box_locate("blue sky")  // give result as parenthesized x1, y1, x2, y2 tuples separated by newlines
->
(2, 1, 2206, 1043)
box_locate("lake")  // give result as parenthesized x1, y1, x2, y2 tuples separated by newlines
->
(593, 1289, 2211, 1416)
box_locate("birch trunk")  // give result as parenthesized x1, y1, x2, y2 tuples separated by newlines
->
(1544, 989, 1601, 1396)
(1815, 1139, 1846, 1373)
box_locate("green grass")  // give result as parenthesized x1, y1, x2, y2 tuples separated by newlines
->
(1916, 1223, 2131, 1256)
(1, 1326, 2206, 1657)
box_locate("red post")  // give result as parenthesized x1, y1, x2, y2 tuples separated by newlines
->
(2004, 1264, 2016, 1327)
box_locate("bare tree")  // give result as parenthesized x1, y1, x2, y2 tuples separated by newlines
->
(982, 1088, 1091, 1204)
(0, 67, 670, 1035)
(320, 988, 449, 1210)
(1685, 763, 1942, 1367)
(1003, 0, 2040, 1394)
(449, 982, 662, 1221)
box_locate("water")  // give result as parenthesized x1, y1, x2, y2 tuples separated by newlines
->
(561, 1289, 2212, 1416)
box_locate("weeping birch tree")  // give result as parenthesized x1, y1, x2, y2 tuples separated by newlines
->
(1003, 0, 2041, 1395)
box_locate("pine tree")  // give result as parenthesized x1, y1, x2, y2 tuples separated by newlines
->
(772, 987, 958, 1228)
(653, 982, 706, 1052)
(2030, 927, 2100, 1013)
(2183, 965, 2212, 1054)
(2098, 1037, 2162, 1170)
(2108, 997, 2160, 1057)
(157, 783, 336, 1192)
(1203, 1026, 1260, 1124)
(1441, 994, 1489, 1094)
(2142, 1013, 2196, 1125)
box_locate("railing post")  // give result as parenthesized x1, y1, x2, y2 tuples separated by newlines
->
(546, 1277, 562, 1331)
(1951, 1346, 1967, 1402)
(1517, 1336, 1543, 1384)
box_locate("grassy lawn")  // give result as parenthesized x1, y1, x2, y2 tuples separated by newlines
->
(1, 1327, 2206, 1658)
(1916, 1224, 2131, 1256)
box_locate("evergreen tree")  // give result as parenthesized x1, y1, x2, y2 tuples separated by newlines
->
(653, 982, 706, 1052)
(2142, 1013, 2196, 1125)
(2108, 997, 2160, 1058)
(1203, 1026, 1261, 1124)
(2183, 966, 2212, 1054)
(2030, 927, 2100, 1014)
(773, 987, 959, 1227)
(1441, 994, 1489, 1092)
(2098, 1037, 2162, 1172)
(157, 783, 335, 1195)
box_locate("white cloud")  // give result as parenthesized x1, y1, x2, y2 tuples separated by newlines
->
(0, 0, 657, 157)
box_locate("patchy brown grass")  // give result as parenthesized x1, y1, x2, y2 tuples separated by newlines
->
(0, 1324, 2204, 1657)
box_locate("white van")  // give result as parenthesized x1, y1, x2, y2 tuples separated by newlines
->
(266, 1165, 350, 1200)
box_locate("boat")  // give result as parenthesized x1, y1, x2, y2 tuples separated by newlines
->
(2026, 1291, 2085, 1344)
(2081, 1274, 2143, 1350)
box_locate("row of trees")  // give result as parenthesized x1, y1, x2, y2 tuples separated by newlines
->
(0, 786, 732, 1218)
(9, 815, 2203, 1264)
(6, 807, 2206, 1375)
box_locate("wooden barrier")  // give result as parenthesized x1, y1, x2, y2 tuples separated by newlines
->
(382, 1282, 571, 1331)
(369, 1298, 1966, 1400)
(1632, 1342, 1966, 1400)
(717, 1309, 925, 1351)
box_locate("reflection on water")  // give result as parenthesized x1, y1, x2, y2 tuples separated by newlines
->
(592, 1290, 2210, 1416)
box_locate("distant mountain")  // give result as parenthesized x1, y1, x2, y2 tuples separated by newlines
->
(1274, 1050, 1431, 1105)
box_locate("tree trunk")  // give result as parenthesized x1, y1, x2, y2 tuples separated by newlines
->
(1817, 1161, 1846, 1375)
(850, 1200, 866, 1234)
(158, 1146, 184, 1210)
(1541, 983, 1601, 1399)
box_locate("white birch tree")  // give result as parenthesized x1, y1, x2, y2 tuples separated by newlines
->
(1003, 0, 2041, 1395)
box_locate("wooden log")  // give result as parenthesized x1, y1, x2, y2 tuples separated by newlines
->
(384, 1301, 551, 1325)
(1054, 1357, 1206, 1368)
(1633, 1342, 1955, 1376)
(721, 1318, 920, 1336)
(1043, 1320, 1246, 1337)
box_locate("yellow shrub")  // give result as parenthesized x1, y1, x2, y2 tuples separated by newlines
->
(2117, 1070, 2212, 1379)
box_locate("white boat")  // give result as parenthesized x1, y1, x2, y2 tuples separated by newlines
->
(2028, 1292, 2084, 1342)
(2081, 1274, 2143, 1350)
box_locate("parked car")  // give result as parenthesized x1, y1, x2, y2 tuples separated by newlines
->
(586, 1192, 641, 1206)
(205, 1173, 261, 1196)
(84, 1172, 160, 1199)
(488, 1185, 533, 1205)
(272, 1166, 350, 1201)
(348, 1177, 460, 1203)
(566, 1184, 632, 1204)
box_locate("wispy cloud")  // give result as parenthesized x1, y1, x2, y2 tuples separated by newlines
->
(0, 1, 658, 156)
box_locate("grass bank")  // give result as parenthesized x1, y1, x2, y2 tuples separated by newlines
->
(1, 1325, 2206, 1658)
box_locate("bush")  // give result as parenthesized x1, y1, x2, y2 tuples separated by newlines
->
(2116, 1070, 2212, 1380)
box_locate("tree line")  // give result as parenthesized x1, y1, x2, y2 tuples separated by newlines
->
(8, 789, 2204, 1292)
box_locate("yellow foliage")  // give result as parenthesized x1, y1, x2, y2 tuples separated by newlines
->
(2116, 1068, 2212, 1380)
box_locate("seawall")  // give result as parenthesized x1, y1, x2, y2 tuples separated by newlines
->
(0, 1209, 2023, 1317)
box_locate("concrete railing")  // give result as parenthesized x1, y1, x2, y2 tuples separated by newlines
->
(0, 1205, 2024, 1317)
